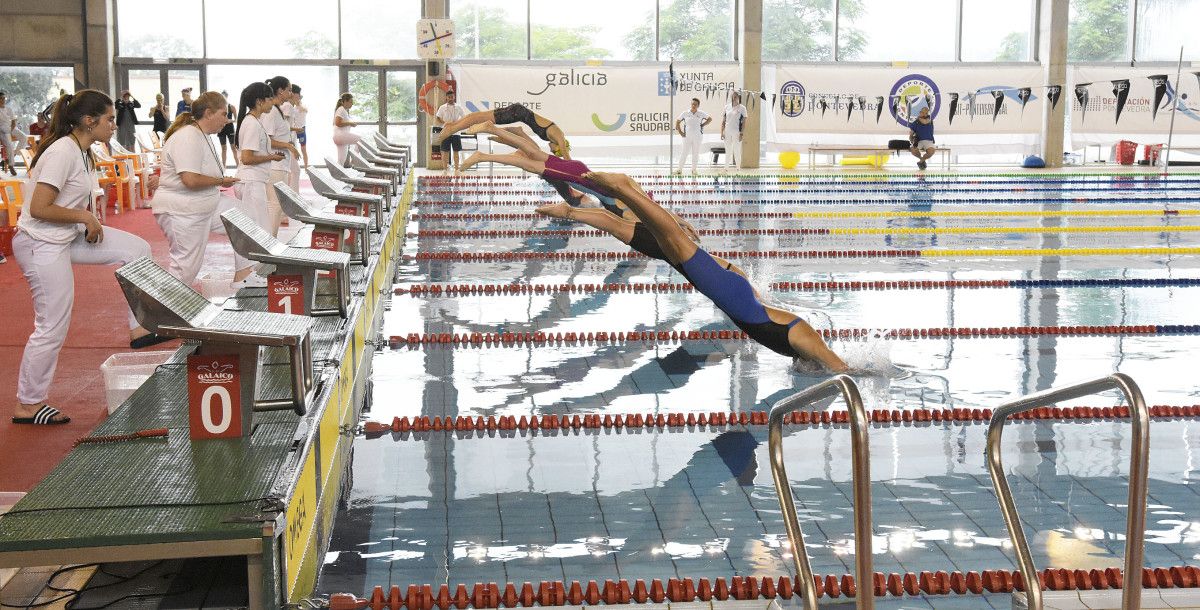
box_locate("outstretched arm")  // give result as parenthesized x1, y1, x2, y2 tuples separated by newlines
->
(585, 172, 698, 266)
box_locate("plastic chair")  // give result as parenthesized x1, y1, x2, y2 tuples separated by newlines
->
(93, 143, 139, 211)
(110, 138, 154, 202)
(18, 149, 34, 177)
(0, 179, 23, 226)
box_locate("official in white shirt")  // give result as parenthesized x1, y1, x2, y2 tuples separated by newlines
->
(232, 82, 286, 286)
(332, 93, 361, 164)
(290, 84, 309, 167)
(675, 98, 711, 175)
(434, 90, 467, 172)
(152, 91, 240, 286)
(0, 91, 21, 176)
(721, 92, 749, 169)
(261, 76, 299, 236)
(280, 86, 301, 191)
(11, 90, 168, 427)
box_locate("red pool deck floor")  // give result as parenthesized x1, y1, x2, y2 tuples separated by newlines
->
(0, 207, 185, 492)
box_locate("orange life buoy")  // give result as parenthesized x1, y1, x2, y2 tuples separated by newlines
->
(419, 80, 452, 116)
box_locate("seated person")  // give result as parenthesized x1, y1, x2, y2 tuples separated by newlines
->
(908, 106, 936, 170)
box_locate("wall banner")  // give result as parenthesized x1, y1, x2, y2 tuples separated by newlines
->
(773, 65, 1044, 135)
(1070, 66, 1200, 140)
(450, 63, 742, 137)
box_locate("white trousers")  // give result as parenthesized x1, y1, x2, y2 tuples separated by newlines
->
(287, 155, 301, 190)
(0, 129, 13, 167)
(233, 181, 271, 272)
(154, 196, 236, 285)
(264, 169, 289, 236)
(13, 228, 151, 405)
(723, 132, 741, 167)
(677, 136, 703, 173)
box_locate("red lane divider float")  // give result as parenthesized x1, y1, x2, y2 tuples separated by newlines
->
(326, 565, 1200, 609)
(409, 249, 924, 262)
(413, 198, 752, 206)
(398, 279, 1021, 297)
(358, 404, 1200, 438)
(409, 228, 832, 238)
(384, 325, 1171, 350)
(411, 212, 799, 221)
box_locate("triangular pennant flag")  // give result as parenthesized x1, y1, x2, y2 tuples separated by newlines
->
(889, 95, 900, 120)
(1017, 87, 1031, 115)
(1149, 74, 1169, 120)
(1074, 83, 1091, 123)
(948, 93, 959, 125)
(875, 96, 885, 123)
(1111, 79, 1130, 123)
(966, 92, 977, 121)
(771, 93, 777, 112)
(818, 96, 828, 117)
(857, 96, 866, 121)
(991, 90, 1005, 122)
(846, 96, 854, 121)
(1046, 85, 1062, 111)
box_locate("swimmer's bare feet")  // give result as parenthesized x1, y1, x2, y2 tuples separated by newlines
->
(459, 152, 485, 171)
(535, 202, 574, 220)
(466, 121, 494, 136)
(583, 171, 627, 192)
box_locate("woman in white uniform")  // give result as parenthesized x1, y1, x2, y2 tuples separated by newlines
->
(11, 90, 170, 426)
(290, 85, 308, 167)
(232, 82, 285, 285)
(261, 76, 298, 236)
(152, 91, 240, 286)
(332, 93, 361, 165)
(720, 92, 748, 169)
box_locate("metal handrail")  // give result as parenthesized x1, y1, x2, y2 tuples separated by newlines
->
(768, 375, 873, 610)
(985, 373, 1150, 610)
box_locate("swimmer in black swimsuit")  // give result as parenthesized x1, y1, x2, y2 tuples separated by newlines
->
(433, 104, 572, 158)
(580, 171, 849, 371)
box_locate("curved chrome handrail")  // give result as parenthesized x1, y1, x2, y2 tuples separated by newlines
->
(985, 373, 1149, 610)
(768, 374, 873, 610)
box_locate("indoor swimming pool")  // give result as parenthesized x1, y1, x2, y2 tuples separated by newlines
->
(317, 173, 1200, 608)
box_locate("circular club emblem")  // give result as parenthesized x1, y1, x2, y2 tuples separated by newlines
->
(888, 73, 940, 128)
(780, 80, 805, 117)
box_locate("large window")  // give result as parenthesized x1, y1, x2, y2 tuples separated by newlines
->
(763, 0, 836, 61)
(0, 66, 75, 128)
(1134, 0, 1200, 61)
(961, 0, 1033, 61)
(841, 0, 957, 61)
(1068, 0, 1132, 62)
(531, 0, 656, 60)
(203, 0, 339, 59)
(451, 0, 528, 60)
(655, 0, 733, 61)
(341, 0, 421, 60)
(117, 0, 203, 57)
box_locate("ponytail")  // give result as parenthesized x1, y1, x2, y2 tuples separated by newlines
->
(164, 91, 227, 142)
(30, 89, 112, 171)
(335, 92, 353, 112)
(235, 82, 274, 144)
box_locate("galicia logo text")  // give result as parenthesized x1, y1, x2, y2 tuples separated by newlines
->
(528, 69, 608, 96)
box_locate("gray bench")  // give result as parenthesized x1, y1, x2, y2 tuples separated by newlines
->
(220, 207, 352, 318)
(272, 182, 372, 267)
(115, 256, 316, 415)
(356, 142, 406, 177)
(360, 140, 406, 164)
(306, 167, 384, 233)
(372, 132, 411, 158)
(348, 149, 400, 191)
(325, 158, 392, 211)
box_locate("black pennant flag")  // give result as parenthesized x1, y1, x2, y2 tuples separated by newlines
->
(966, 93, 977, 121)
(1074, 83, 1092, 123)
(1149, 74, 1169, 120)
(857, 96, 866, 120)
(991, 90, 1005, 122)
(875, 96, 885, 123)
(948, 93, 959, 125)
(818, 96, 828, 117)
(1018, 87, 1032, 115)
(1046, 85, 1062, 110)
(846, 96, 854, 121)
(889, 95, 900, 120)
(771, 93, 777, 112)
(1111, 79, 1130, 124)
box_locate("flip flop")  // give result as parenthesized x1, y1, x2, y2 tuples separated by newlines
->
(12, 405, 71, 425)
(130, 332, 174, 350)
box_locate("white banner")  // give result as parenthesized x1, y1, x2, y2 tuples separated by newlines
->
(1070, 66, 1200, 146)
(773, 65, 1045, 135)
(449, 63, 743, 137)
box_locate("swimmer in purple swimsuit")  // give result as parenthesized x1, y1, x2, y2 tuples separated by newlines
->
(582, 171, 849, 371)
(433, 104, 571, 158)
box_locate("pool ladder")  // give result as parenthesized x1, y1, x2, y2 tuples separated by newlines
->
(768, 372, 1151, 610)
(769, 375, 874, 609)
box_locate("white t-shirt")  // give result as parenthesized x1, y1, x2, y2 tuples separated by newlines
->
(152, 124, 224, 216)
(262, 105, 291, 170)
(0, 106, 13, 132)
(334, 106, 351, 128)
(291, 105, 307, 131)
(435, 102, 465, 125)
(676, 110, 709, 138)
(236, 115, 271, 183)
(19, 136, 97, 244)
(723, 104, 748, 135)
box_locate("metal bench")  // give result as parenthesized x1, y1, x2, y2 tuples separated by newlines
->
(220, 207, 352, 318)
(348, 149, 400, 192)
(272, 182, 372, 267)
(306, 167, 384, 233)
(372, 132, 410, 156)
(325, 158, 392, 211)
(361, 139, 406, 164)
(114, 256, 316, 415)
(356, 142, 406, 175)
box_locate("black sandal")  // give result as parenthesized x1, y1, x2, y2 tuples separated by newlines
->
(130, 332, 174, 349)
(12, 405, 71, 425)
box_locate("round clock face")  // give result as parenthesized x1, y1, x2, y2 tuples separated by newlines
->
(417, 19, 455, 59)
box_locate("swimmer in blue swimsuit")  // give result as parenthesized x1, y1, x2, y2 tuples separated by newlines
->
(582, 171, 849, 371)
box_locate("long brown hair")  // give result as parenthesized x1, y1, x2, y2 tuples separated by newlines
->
(335, 92, 353, 112)
(164, 91, 226, 142)
(30, 89, 112, 171)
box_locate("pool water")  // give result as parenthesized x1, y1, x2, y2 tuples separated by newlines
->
(317, 173, 1200, 604)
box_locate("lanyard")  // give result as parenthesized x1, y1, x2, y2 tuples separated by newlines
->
(194, 124, 223, 175)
